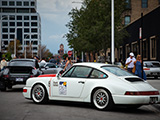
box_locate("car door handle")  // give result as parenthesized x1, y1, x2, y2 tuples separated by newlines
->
(78, 81, 85, 84)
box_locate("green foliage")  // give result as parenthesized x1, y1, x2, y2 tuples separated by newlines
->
(2, 52, 12, 61)
(63, 53, 68, 60)
(65, 0, 128, 56)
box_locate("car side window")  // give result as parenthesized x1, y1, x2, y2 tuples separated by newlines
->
(70, 66, 92, 78)
(63, 67, 75, 77)
(90, 69, 107, 79)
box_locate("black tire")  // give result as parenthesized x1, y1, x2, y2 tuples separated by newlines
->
(92, 89, 114, 110)
(31, 84, 48, 104)
(154, 76, 158, 79)
(0, 81, 6, 91)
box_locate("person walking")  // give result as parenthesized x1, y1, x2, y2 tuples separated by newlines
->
(63, 57, 72, 71)
(134, 55, 146, 80)
(0, 57, 7, 71)
(125, 52, 136, 73)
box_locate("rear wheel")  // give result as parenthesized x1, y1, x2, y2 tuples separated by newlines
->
(92, 89, 114, 110)
(32, 84, 48, 104)
(0, 81, 6, 91)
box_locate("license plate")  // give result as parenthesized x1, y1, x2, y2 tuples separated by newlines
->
(16, 78, 23, 82)
(149, 97, 158, 104)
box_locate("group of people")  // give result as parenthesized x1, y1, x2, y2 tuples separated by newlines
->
(125, 52, 146, 80)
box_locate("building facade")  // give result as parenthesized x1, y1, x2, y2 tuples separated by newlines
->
(123, 0, 160, 26)
(0, 0, 41, 58)
(118, 6, 160, 63)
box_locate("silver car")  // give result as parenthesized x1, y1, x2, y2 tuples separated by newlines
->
(143, 61, 160, 79)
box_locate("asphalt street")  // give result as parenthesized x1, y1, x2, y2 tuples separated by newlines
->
(0, 78, 160, 120)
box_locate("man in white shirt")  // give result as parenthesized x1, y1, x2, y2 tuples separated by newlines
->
(125, 52, 136, 73)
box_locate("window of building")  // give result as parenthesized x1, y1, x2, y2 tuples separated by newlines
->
(31, 16, 37, 20)
(4, 41, 8, 45)
(17, 16, 22, 20)
(150, 37, 156, 59)
(32, 41, 38, 45)
(2, 1, 7, 6)
(143, 39, 148, 59)
(31, 35, 38, 39)
(2, 22, 8, 26)
(24, 22, 29, 26)
(17, 22, 22, 26)
(2, 34, 8, 39)
(2, 8, 15, 13)
(10, 28, 15, 33)
(31, 2, 35, 6)
(125, 0, 131, 9)
(31, 22, 37, 26)
(2, 28, 8, 33)
(10, 34, 15, 39)
(126, 44, 130, 58)
(31, 8, 36, 13)
(142, 0, 148, 8)
(132, 42, 139, 57)
(24, 1, 29, 6)
(16, 1, 22, 6)
(31, 28, 37, 33)
(24, 28, 30, 33)
(24, 35, 30, 39)
(9, 1, 15, 6)
(24, 16, 29, 20)
(17, 8, 29, 13)
(124, 16, 131, 26)
(33, 47, 37, 50)
(9, 15, 15, 20)
(10, 22, 15, 26)
(2, 15, 8, 20)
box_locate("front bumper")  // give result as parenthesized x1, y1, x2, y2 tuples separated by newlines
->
(23, 86, 32, 99)
(113, 95, 160, 105)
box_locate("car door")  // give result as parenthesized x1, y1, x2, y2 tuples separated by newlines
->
(52, 66, 92, 98)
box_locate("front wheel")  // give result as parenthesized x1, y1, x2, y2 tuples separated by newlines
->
(92, 89, 114, 110)
(32, 84, 48, 104)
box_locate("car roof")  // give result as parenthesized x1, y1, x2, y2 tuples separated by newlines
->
(144, 61, 160, 63)
(73, 62, 115, 68)
(10, 59, 35, 62)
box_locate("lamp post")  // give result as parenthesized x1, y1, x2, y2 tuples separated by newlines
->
(111, 0, 114, 64)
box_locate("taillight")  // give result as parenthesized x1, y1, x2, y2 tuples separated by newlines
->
(23, 89, 27, 92)
(3, 75, 9, 78)
(143, 68, 150, 70)
(30, 75, 35, 78)
(125, 91, 159, 95)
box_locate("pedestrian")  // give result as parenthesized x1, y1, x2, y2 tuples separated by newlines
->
(0, 57, 7, 71)
(125, 52, 136, 73)
(63, 57, 72, 71)
(76, 56, 81, 63)
(49, 56, 56, 64)
(40, 57, 47, 68)
(134, 55, 146, 80)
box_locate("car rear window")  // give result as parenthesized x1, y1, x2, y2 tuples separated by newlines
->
(145, 62, 160, 67)
(9, 60, 34, 66)
(102, 66, 134, 76)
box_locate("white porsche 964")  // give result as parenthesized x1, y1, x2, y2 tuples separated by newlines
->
(23, 63, 160, 110)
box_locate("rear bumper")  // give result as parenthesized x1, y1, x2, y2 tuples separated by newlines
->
(113, 95, 160, 105)
(23, 86, 32, 99)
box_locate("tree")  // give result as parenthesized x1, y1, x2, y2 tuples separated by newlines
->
(7, 40, 21, 57)
(38, 45, 53, 59)
(65, 0, 128, 61)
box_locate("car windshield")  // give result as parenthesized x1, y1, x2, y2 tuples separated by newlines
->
(145, 62, 160, 67)
(102, 66, 134, 76)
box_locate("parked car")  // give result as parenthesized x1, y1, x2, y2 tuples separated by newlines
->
(23, 63, 160, 110)
(143, 61, 160, 79)
(40, 63, 63, 74)
(0, 59, 41, 91)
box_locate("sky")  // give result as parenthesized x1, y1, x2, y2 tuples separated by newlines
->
(37, 0, 82, 54)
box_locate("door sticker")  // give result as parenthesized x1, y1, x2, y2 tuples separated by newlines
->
(59, 82, 67, 95)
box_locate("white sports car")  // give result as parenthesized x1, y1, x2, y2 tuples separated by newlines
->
(23, 63, 160, 110)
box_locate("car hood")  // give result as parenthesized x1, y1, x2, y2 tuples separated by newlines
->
(118, 76, 158, 91)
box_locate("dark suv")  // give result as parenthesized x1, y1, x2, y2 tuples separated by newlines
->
(0, 59, 41, 91)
